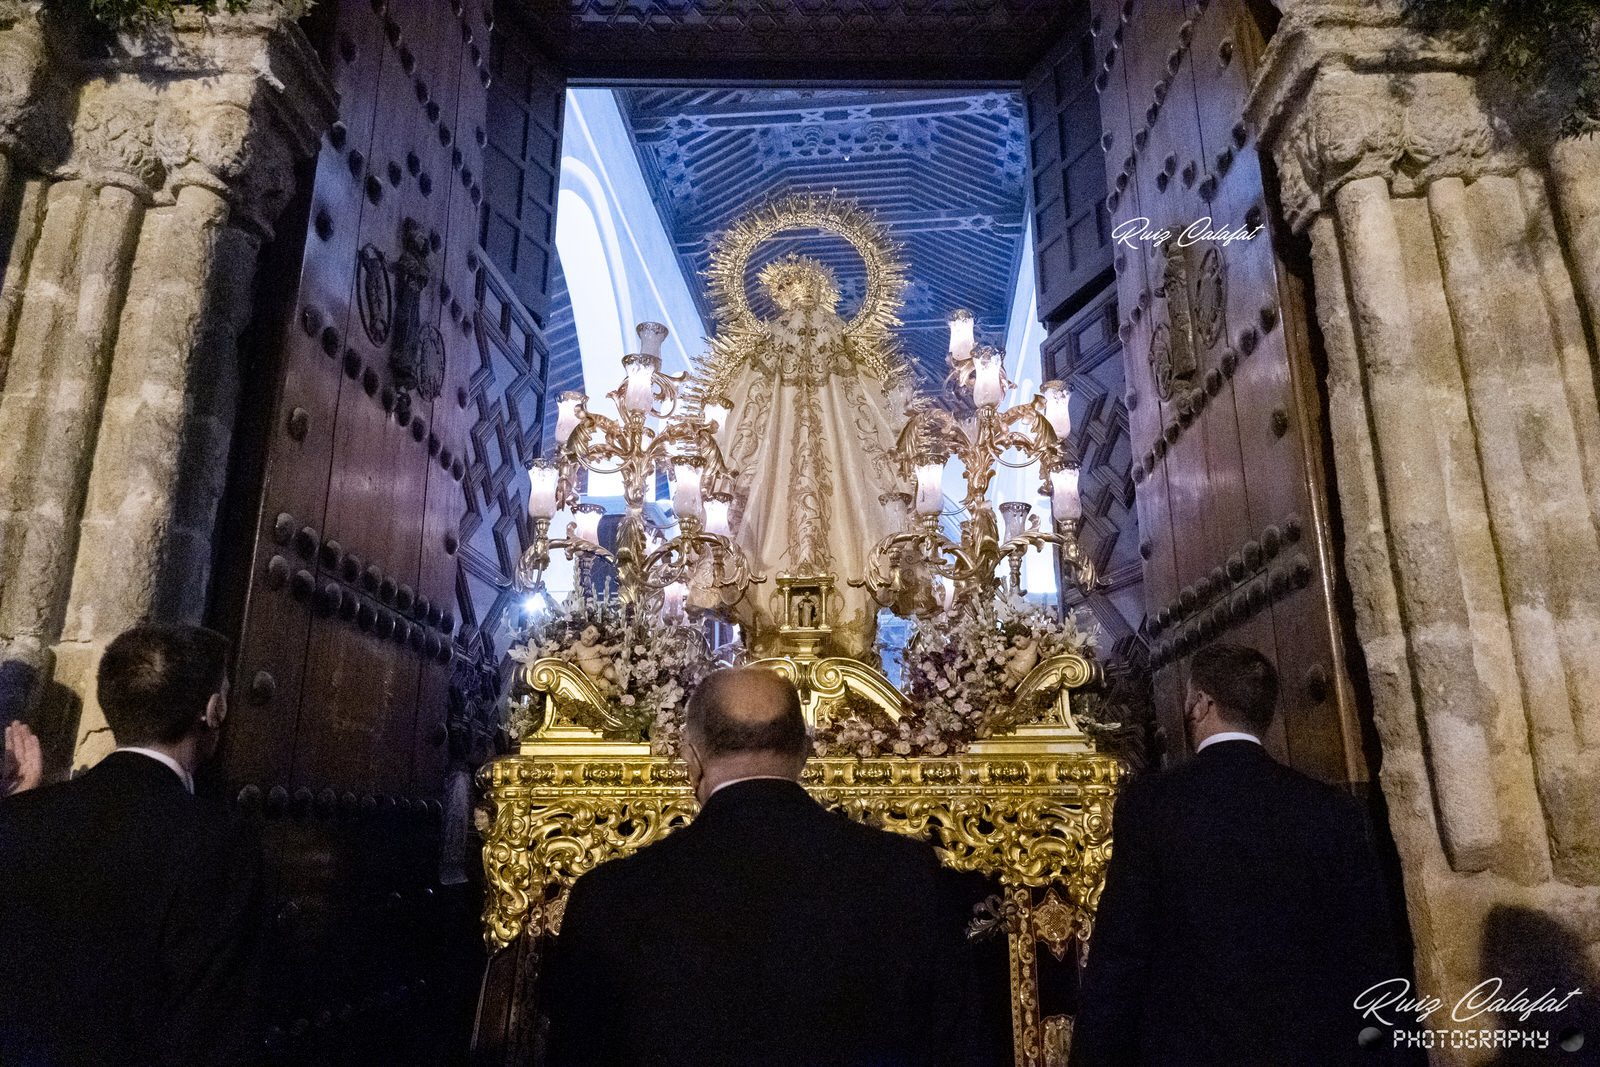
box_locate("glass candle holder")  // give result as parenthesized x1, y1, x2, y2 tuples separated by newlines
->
(572, 502, 604, 544)
(704, 493, 733, 537)
(913, 461, 945, 516)
(555, 391, 586, 445)
(948, 309, 975, 362)
(670, 456, 706, 523)
(972, 347, 1005, 407)
(527, 460, 560, 520)
(1040, 380, 1072, 438)
(999, 501, 1032, 541)
(1047, 466, 1082, 522)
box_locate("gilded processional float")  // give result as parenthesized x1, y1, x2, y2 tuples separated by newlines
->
(479, 194, 1124, 1066)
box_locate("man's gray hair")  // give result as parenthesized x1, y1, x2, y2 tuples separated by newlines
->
(684, 668, 808, 761)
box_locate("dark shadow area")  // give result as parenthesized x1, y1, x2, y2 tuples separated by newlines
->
(1480, 906, 1599, 1066)
(0, 659, 83, 782)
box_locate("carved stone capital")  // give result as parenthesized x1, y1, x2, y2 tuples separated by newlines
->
(1246, 1, 1531, 232)
(6, 3, 333, 236)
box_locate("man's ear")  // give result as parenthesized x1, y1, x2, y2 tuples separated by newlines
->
(203, 691, 225, 730)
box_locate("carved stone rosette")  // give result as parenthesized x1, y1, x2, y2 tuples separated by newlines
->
(480, 710, 1120, 1066)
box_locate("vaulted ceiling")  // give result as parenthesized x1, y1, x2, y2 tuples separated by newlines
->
(616, 88, 1031, 384)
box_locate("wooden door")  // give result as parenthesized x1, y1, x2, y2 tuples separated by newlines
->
(1026, 10, 1149, 676)
(1088, 0, 1364, 786)
(214, 0, 564, 1060)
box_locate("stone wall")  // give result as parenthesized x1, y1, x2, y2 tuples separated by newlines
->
(0, 1, 332, 772)
(1247, 0, 1600, 1055)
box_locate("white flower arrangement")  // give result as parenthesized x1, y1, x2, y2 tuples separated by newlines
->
(814, 594, 1099, 759)
(505, 589, 728, 750)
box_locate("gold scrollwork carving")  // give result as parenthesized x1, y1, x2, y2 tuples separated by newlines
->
(486, 641, 1120, 1067)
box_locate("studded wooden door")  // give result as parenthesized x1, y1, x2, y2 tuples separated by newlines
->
(213, 0, 562, 1060)
(1088, 0, 1366, 786)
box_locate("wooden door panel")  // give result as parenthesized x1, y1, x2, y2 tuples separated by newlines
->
(218, 0, 557, 1058)
(1090, 0, 1361, 783)
(1026, 5, 1112, 322)
(411, 0, 496, 796)
(225, 4, 391, 794)
(292, 1, 438, 797)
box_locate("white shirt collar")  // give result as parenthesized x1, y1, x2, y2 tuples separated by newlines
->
(707, 774, 796, 799)
(114, 747, 194, 794)
(1196, 731, 1263, 754)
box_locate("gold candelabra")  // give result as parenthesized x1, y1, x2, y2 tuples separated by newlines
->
(515, 322, 762, 612)
(859, 312, 1099, 616)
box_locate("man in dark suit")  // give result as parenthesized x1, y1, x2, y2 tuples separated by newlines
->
(544, 666, 965, 1067)
(1071, 643, 1400, 1067)
(0, 624, 263, 1066)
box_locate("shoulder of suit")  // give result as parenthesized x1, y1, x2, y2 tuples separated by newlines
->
(829, 808, 941, 867)
(570, 821, 694, 890)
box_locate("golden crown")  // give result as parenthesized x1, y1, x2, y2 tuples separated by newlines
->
(757, 253, 842, 312)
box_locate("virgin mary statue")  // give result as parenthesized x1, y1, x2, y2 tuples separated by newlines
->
(692, 196, 913, 656)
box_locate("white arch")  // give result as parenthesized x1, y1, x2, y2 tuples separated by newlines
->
(558, 155, 637, 346)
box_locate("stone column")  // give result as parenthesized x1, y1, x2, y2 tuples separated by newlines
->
(1249, 0, 1600, 1051)
(0, 4, 333, 769)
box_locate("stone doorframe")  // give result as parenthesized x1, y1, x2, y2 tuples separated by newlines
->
(0, 1, 334, 769)
(1240, 0, 1600, 1041)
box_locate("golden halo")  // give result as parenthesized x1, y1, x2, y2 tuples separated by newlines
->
(693, 193, 910, 400)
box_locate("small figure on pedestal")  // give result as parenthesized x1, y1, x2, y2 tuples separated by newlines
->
(569, 624, 615, 687)
(1002, 631, 1040, 690)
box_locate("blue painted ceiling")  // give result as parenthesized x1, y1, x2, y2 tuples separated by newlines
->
(616, 88, 1030, 385)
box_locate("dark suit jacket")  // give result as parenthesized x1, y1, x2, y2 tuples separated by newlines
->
(0, 751, 264, 1067)
(1070, 740, 1399, 1067)
(544, 777, 965, 1067)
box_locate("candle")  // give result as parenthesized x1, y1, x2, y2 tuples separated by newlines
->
(671, 457, 705, 522)
(703, 396, 731, 429)
(1049, 467, 1082, 522)
(572, 503, 604, 544)
(999, 501, 1031, 541)
(948, 309, 975, 362)
(972, 347, 1005, 407)
(879, 491, 912, 534)
(636, 321, 669, 358)
(1040, 380, 1071, 438)
(527, 460, 559, 519)
(913, 461, 945, 516)
(662, 580, 689, 620)
(621, 356, 656, 414)
(704, 493, 733, 537)
(555, 391, 585, 445)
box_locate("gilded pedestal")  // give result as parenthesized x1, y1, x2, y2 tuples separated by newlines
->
(480, 652, 1121, 1067)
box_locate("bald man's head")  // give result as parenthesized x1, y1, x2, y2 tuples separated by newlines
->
(684, 667, 809, 766)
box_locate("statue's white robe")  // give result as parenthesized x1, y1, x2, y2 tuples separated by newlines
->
(713, 304, 904, 656)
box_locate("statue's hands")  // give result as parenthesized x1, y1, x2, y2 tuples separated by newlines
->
(2, 721, 43, 797)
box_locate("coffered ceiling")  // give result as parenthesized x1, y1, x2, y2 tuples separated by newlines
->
(617, 87, 1031, 383)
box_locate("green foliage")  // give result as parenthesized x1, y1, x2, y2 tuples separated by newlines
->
(83, 0, 253, 27)
(1405, 0, 1600, 137)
